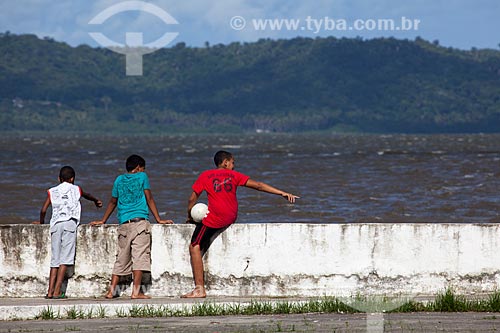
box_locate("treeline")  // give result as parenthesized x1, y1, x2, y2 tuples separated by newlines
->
(1, 32, 499, 133)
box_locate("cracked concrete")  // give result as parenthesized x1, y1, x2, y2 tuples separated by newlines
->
(1, 223, 500, 298)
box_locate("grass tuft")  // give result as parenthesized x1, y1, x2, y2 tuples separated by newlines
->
(96, 305, 107, 318)
(487, 291, 500, 312)
(429, 288, 471, 312)
(36, 306, 60, 320)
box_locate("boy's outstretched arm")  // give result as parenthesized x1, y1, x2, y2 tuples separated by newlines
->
(81, 189, 103, 208)
(32, 195, 51, 224)
(144, 189, 174, 224)
(90, 197, 117, 225)
(245, 179, 299, 203)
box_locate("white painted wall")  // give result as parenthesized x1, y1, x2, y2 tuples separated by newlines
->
(1, 223, 499, 298)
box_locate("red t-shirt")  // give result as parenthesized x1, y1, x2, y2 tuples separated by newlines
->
(192, 169, 250, 228)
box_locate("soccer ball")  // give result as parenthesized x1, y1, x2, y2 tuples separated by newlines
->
(190, 203, 208, 222)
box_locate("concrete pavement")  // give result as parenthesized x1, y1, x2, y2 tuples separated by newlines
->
(1, 296, 500, 332)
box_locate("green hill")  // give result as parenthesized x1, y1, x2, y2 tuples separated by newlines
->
(1, 32, 499, 133)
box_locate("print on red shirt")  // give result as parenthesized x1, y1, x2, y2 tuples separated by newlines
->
(193, 169, 249, 228)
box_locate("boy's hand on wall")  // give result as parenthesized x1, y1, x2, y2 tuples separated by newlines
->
(157, 219, 174, 224)
(89, 220, 105, 226)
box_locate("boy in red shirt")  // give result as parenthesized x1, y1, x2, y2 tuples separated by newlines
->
(182, 150, 299, 298)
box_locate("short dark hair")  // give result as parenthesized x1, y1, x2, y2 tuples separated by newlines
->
(126, 154, 146, 172)
(214, 150, 233, 167)
(59, 166, 75, 181)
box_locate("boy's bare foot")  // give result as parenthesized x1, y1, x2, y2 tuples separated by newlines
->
(131, 293, 151, 299)
(104, 292, 115, 299)
(181, 286, 206, 298)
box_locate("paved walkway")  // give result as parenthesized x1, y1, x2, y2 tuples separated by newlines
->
(1, 296, 500, 332)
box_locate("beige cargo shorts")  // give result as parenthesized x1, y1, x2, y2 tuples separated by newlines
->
(112, 219, 152, 275)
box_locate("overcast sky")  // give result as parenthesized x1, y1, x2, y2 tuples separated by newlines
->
(0, 0, 498, 50)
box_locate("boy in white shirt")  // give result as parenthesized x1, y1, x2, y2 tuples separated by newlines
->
(34, 166, 102, 299)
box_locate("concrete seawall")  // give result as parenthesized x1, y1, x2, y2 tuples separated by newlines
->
(1, 223, 499, 298)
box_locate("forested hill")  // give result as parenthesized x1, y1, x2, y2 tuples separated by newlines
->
(1, 32, 499, 133)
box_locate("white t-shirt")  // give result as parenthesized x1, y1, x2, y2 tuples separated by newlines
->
(48, 182, 81, 231)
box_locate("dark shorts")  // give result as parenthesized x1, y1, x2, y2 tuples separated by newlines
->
(190, 223, 228, 255)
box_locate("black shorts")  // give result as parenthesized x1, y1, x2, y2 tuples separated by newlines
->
(190, 223, 228, 255)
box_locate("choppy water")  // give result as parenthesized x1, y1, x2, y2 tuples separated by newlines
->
(1, 133, 499, 224)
